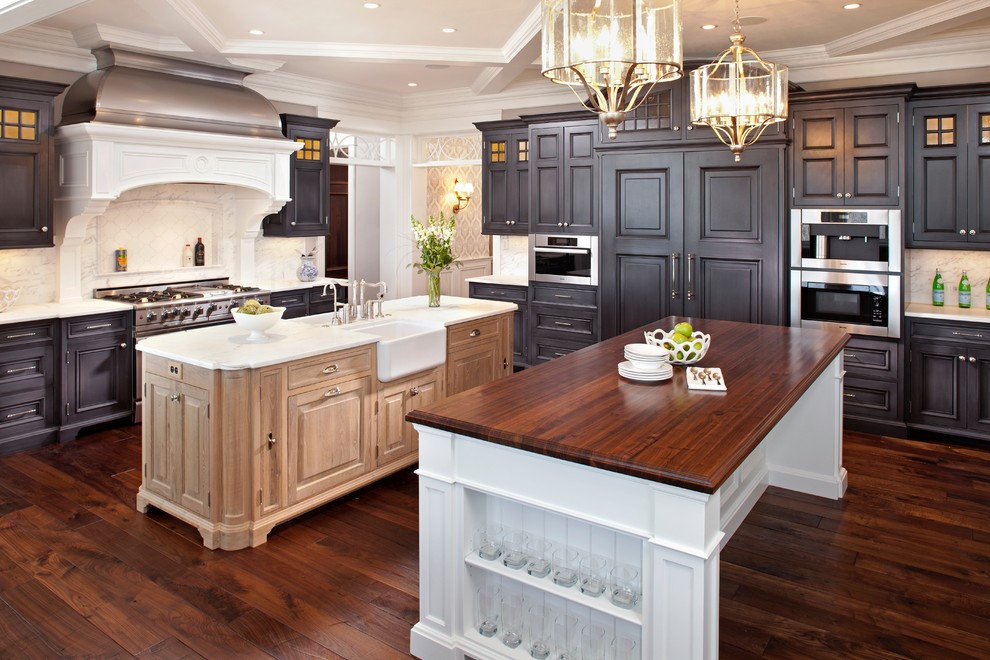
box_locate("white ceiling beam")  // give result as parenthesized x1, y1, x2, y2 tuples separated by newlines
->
(222, 39, 507, 66)
(826, 0, 990, 57)
(0, 0, 90, 35)
(124, 0, 225, 54)
(471, 3, 542, 96)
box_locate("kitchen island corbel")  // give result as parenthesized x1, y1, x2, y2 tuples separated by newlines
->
(135, 296, 514, 550)
(407, 318, 848, 660)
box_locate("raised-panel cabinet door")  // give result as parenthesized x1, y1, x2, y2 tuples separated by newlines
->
(910, 343, 966, 429)
(682, 147, 783, 325)
(844, 104, 900, 206)
(63, 334, 132, 427)
(446, 340, 499, 397)
(966, 347, 990, 433)
(792, 107, 842, 206)
(969, 103, 990, 243)
(143, 373, 177, 502)
(600, 151, 684, 338)
(286, 375, 372, 504)
(483, 132, 511, 231)
(378, 369, 441, 466)
(530, 126, 564, 233)
(258, 368, 284, 517)
(563, 122, 598, 234)
(911, 105, 968, 244)
(176, 380, 211, 518)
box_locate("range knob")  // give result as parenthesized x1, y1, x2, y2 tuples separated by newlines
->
(146, 311, 158, 322)
(162, 309, 175, 320)
(205, 303, 217, 315)
(192, 308, 203, 319)
(179, 308, 191, 318)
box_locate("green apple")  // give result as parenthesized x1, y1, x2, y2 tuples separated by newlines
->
(673, 321, 693, 337)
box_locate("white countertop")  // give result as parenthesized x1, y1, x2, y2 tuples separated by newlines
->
(0, 299, 134, 325)
(465, 275, 528, 287)
(905, 302, 990, 323)
(136, 296, 516, 370)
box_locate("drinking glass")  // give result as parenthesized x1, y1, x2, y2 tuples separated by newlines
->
(475, 583, 500, 638)
(581, 622, 610, 660)
(579, 554, 607, 597)
(500, 592, 525, 649)
(609, 564, 641, 609)
(525, 538, 554, 579)
(502, 530, 530, 570)
(613, 633, 641, 660)
(473, 525, 503, 561)
(527, 605, 555, 659)
(551, 548, 580, 588)
(554, 613, 581, 660)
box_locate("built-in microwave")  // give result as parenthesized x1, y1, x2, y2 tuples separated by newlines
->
(790, 270, 901, 338)
(530, 234, 599, 286)
(791, 209, 901, 273)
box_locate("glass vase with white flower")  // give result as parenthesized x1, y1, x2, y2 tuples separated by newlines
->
(411, 212, 459, 307)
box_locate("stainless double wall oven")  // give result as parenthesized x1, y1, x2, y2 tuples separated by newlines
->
(790, 209, 902, 338)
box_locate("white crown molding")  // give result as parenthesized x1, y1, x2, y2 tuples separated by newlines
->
(222, 39, 506, 65)
(72, 23, 192, 52)
(501, 2, 542, 60)
(165, 0, 226, 53)
(225, 57, 285, 73)
(0, 24, 93, 71)
(825, 0, 990, 57)
(0, 0, 88, 34)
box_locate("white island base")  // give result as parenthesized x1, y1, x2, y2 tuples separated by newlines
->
(410, 356, 846, 660)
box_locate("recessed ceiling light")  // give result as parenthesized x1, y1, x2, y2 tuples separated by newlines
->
(441, 27, 456, 33)
(407, 82, 418, 87)
(844, 3, 861, 8)
(363, 2, 380, 8)
(249, 29, 264, 36)
(701, 24, 717, 30)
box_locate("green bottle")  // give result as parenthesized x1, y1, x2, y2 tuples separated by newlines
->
(959, 270, 971, 308)
(986, 275, 990, 310)
(932, 268, 944, 306)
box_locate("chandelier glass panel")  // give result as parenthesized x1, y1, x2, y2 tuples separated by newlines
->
(541, 0, 683, 140)
(688, 0, 788, 161)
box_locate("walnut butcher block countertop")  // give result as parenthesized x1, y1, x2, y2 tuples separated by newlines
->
(407, 318, 849, 494)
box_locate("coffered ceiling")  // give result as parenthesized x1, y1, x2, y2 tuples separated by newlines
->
(2, 0, 990, 100)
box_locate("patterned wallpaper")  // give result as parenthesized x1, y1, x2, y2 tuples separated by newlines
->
(422, 135, 482, 162)
(426, 164, 488, 261)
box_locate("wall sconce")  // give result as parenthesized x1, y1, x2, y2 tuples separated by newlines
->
(452, 178, 473, 213)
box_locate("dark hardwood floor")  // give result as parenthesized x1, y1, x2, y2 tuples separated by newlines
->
(0, 425, 988, 658)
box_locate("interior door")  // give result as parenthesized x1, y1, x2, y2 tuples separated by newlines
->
(600, 151, 684, 338)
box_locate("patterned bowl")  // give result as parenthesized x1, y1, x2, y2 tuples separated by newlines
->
(643, 328, 711, 365)
(0, 286, 20, 313)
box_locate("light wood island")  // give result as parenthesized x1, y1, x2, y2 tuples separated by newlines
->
(135, 296, 514, 550)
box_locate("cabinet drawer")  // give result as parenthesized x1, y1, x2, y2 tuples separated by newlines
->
(66, 313, 128, 338)
(0, 321, 55, 346)
(843, 337, 898, 380)
(0, 388, 54, 439)
(533, 310, 597, 340)
(910, 320, 990, 344)
(271, 290, 309, 307)
(844, 377, 900, 421)
(530, 284, 598, 309)
(286, 347, 372, 391)
(448, 317, 501, 349)
(469, 283, 528, 304)
(0, 345, 53, 394)
(531, 336, 594, 363)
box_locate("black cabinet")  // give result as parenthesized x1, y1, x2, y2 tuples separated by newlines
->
(0, 320, 57, 454)
(790, 91, 906, 208)
(0, 76, 66, 249)
(528, 282, 599, 364)
(468, 282, 528, 368)
(842, 336, 904, 435)
(599, 145, 784, 339)
(527, 117, 598, 235)
(263, 114, 340, 237)
(908, 318, 990, 442)
(476, 120, 529, 235)
(909, 97, 990, 246)
(60, 312, 133, 442)
(271, 289, 309, 319)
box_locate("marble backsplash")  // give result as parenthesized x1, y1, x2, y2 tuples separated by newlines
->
(0, 183, 314, 305)
(496, 235, 528, 278)
(906, 248, 990, 306)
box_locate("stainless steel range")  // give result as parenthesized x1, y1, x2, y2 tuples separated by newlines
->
(95, 278, 271, 420)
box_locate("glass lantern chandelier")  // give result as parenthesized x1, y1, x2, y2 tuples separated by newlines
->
(689, 0, 787, 161)
(542, 0, 683, 140)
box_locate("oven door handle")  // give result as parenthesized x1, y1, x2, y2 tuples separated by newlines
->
(533, 247, 591, 255)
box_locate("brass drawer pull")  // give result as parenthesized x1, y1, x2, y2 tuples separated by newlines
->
(470, 329, 481, 337)
(322, 364, 339, 374)
(324, 386, 342, 397)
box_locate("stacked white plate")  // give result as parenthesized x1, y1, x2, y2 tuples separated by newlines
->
(619, 344, 673, 382)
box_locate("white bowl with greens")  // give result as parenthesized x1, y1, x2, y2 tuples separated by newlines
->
(231, 299, 286, 341)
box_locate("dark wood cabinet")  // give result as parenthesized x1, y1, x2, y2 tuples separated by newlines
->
(908, 318, 990, 441)
(60, 312, 133, 442)
(0, 320, 57, 454)
(528, 118, 598, 235)
(271, 289, 309, 319)
(468, 282, 528, 368)
(909, 95, 990, 246)
(528, 282, 598, 364)
(476, 120, 529, 235)
(791, 95, 905, 208)
(842, 336, 904, 434)
(263, 114, 340, 238)
(600, 146, 784, 339)
(0, 76, 66, 249)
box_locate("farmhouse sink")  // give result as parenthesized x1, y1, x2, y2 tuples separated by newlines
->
(351, 320, 447, 382)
